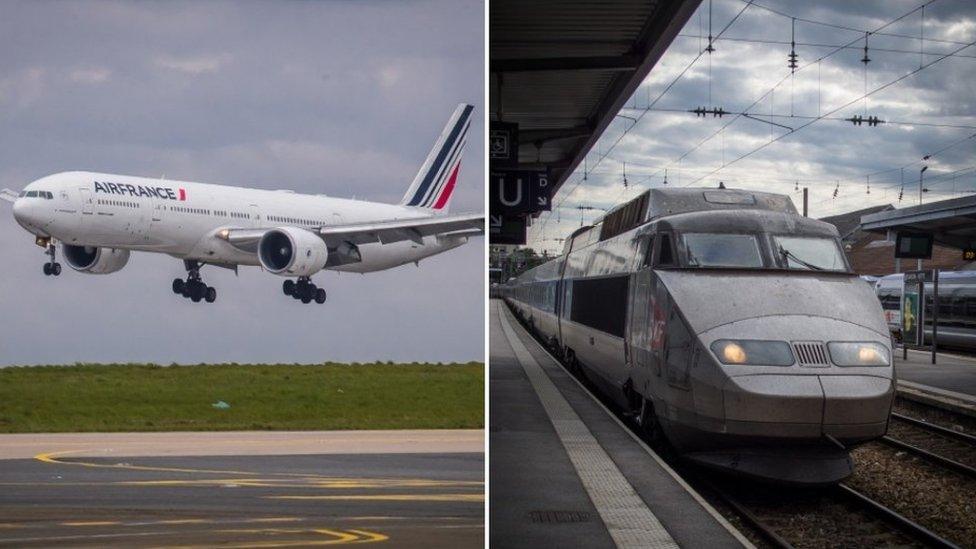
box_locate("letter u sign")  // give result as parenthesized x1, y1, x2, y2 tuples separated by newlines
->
(498, 175, 523, 207)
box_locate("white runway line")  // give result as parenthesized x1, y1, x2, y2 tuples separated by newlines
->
(497, 304, 679, 549)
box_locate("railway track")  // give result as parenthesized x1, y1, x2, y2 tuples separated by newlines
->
(503, 302, 970, 549)
(698, 476, 958, 549)
(880, 411, 976, 480)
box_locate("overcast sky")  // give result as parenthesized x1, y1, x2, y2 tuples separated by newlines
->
(531, 0, 976, 253)
(0, 0, 484, 366)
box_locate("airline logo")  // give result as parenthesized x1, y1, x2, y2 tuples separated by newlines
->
(94, 181, 186, 201)
(406, 104, 472, 209)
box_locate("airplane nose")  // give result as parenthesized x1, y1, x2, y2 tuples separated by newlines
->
(12, 198, 38, 229)
(12, 199, 26, 223)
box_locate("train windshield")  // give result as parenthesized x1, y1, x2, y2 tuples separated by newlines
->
(683, 233, 763, 268)
(773, 236, 846, 271)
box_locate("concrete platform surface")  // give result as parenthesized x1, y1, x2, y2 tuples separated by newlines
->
(489, 300, 748, 549)
(896, 348, 976, 398)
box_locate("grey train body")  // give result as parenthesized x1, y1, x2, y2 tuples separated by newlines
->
(503, 188, 895, 485)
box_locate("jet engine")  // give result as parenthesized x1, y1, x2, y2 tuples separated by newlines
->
(62, 245, 130, 274)
(258, 227, 329, 277)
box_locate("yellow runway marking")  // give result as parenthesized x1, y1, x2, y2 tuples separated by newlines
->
(266, 494, 484, 502)
(156, 527, 389, 548)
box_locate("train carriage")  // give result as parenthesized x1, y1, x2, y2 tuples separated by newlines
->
(504, 188, 895, 485)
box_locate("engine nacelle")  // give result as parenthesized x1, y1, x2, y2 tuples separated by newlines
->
(62, 245, 130, 274)
(258, 227, 329, 277)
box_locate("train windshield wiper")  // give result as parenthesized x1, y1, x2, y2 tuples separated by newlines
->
(779, 246, 825, 271)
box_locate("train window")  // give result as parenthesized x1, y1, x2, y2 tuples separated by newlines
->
(683, 233, 762, 268)
(570, 276, 629, 337)
(773, 236, 846, 271)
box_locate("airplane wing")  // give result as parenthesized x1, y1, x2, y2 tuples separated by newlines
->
(316, 212, 484, 246)
(0, 189, 18, 203)
(217, 212, 484, 253)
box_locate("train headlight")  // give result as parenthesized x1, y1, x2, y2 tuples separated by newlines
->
(827, 342, 890, 366)
(710, 340, 794, 366)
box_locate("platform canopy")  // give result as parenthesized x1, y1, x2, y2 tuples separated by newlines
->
(489, 0, 701, 199)
(860, 195, 976, 250)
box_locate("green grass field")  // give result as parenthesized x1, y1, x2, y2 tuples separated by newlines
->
(0, 362, 483, 433)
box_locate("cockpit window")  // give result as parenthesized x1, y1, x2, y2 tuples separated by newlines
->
(773, 236, 847, 271)
(683, 233, 763, 268)
(25, 191, 37, 197)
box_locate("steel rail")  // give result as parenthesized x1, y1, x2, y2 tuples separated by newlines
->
(836, 484, 960, 549)
(891, 412, 976, 447)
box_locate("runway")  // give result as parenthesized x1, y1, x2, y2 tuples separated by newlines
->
(0, 430, 484, 548)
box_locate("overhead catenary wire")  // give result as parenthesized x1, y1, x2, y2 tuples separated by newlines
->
(636, 2, 936, 187)
(740, 0, 964, 47)
(681, 25, 974, 187)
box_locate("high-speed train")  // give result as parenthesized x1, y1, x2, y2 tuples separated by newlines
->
(876, 271, 976, 349)
(502, 188, 894, 484)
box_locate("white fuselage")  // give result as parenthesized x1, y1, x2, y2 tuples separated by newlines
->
(13, 171, 467, 273)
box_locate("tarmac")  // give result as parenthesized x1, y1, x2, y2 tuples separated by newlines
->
(0, 430, 484, 547)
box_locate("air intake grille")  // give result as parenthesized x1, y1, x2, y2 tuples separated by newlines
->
(793, 341, 829, 367)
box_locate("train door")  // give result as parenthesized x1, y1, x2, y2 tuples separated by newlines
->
(628, 236, 655, 383)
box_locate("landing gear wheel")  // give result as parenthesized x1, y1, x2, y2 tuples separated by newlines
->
(172, 278, 185, 294)
(42, 243, 59, 277)
(301, 293, 312, 304)
(205, 286, 217, 303)
(192, 282, 206, 302)
(283, 280, 295, 296)
(314, 288, 327, 304)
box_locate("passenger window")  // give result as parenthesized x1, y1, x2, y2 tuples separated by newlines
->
(658, 234, 674, 266)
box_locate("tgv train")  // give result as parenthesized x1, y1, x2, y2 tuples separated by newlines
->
(876, 271, 976, 349)
(502, 188, 894, 484)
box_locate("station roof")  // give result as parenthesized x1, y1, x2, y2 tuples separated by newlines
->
(489, 0, 701, 198)
(860, 195, 976, 250)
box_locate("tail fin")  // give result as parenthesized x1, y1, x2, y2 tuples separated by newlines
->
(400, 103, 473, 212)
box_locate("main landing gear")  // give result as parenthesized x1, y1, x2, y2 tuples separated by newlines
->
(283, 277, 326, 305)
(172, 260, 217, 304)
(42, 242, 61, 276)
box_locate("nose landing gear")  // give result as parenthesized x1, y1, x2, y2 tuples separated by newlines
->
(173, 260, 217, 303)
(42, 242, 61, 276)
(283, 277, 326, 305)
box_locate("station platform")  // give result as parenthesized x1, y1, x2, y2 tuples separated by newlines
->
(895, 348, 976, 398)
(489, 300, 749, 549)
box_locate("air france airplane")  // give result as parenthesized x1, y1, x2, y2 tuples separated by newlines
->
(1, 103, 482, 305)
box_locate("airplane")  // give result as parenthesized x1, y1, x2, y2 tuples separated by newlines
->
(0, 103, 483, 305)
